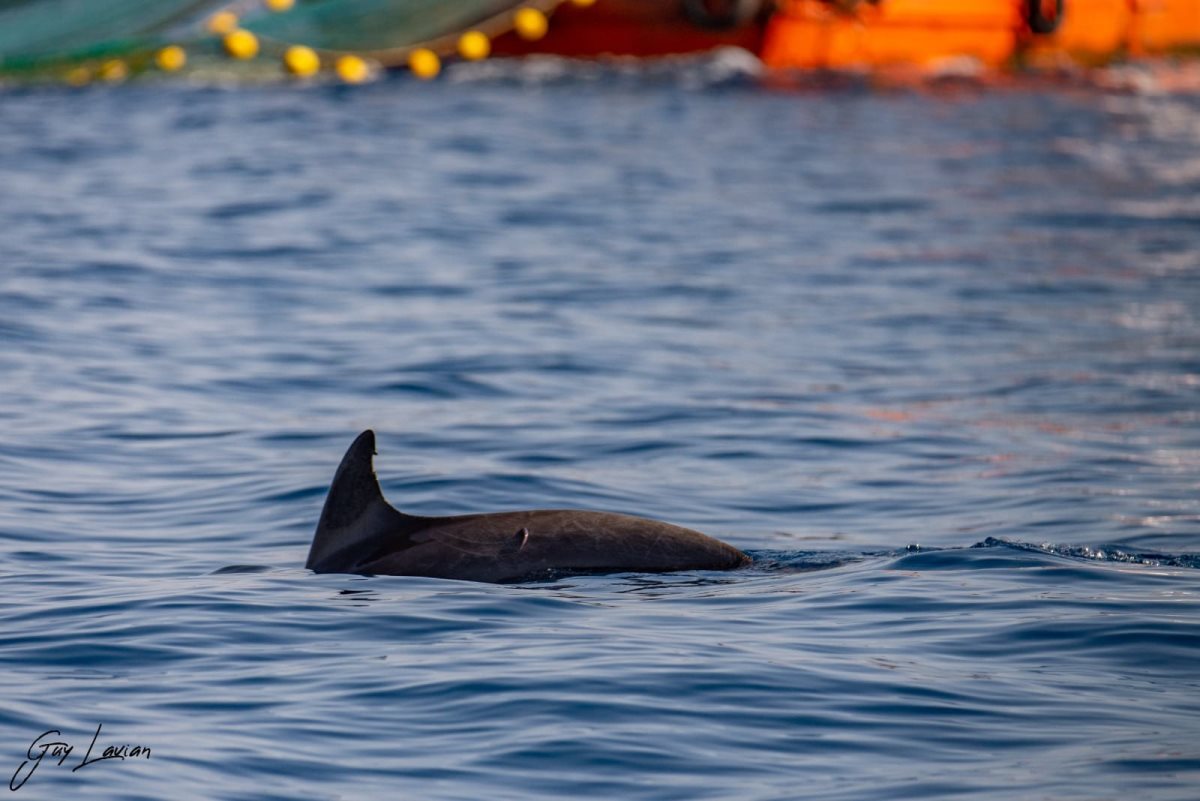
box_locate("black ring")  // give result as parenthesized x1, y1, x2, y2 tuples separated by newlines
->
(1027, 0, 1065, 35)
(682, 0, 763, 31)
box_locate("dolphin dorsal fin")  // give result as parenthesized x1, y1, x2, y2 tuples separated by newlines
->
(306, 430, 409, 572)
(317, 429, 384, 532)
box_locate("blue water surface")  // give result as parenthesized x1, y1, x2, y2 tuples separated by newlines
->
(1, 57, 1199, 800)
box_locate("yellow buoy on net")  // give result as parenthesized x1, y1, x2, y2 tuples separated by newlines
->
(156, 45, 187, 72)
(408, 48, 441, 79)
(265, 0, 294, 11)
(98, 59, 127, 82)
(457, 30, 490, 61)
(335, 55, 371, 84)
(223, 29, 260, 60)
(283, 45, 320, 76)
(64, 65, 92, 86)
(208, 10, 239, 35)
(514, 7, 549, 41)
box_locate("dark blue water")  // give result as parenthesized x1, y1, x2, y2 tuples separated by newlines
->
(2, 58, 1199, 800)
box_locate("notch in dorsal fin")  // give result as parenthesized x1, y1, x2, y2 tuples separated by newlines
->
(306, 430, 409, 572)
(316, 429, 382, 532)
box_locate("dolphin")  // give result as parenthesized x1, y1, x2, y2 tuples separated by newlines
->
(305, 430, 751, 583)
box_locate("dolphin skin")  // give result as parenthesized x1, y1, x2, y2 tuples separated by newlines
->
(306, 430, 751, 583)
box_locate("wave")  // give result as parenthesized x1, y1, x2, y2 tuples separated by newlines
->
(750, 537, 1200, 576)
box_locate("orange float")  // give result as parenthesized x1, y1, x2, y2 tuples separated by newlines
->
(760, 0, 1020, 71)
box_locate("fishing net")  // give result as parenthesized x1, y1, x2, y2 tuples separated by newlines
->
(0, 0, 219, 65)
(0, 0, 556, 73)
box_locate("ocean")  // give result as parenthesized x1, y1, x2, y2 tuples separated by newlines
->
(1, 57, 1198, 800)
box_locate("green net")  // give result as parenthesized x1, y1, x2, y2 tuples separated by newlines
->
(0, 0, 551, 74)
(243, 0, 538, 53)
(0, 0, 219, 66)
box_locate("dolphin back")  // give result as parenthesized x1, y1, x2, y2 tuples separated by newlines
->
(306, 430, 751, 582)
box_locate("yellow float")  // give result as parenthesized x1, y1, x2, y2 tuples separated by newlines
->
(223, 29, 260, 60)
(408, 48, 441, 79)
(457, 30, 490, 61)
(283, 45, 320, 76)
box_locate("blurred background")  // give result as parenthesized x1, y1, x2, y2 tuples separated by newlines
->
(2, 0, 1200, 86)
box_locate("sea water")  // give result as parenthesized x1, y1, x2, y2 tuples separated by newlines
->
(1, 59, 1198, 800)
